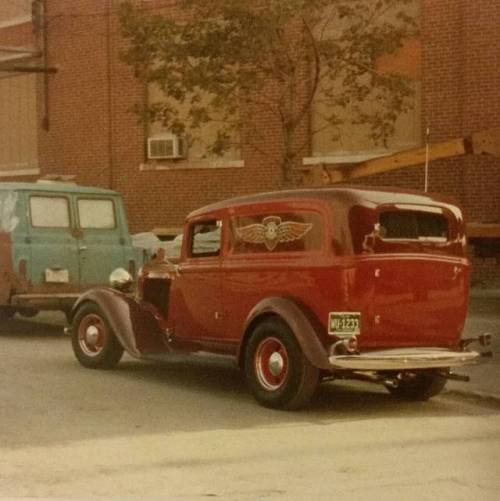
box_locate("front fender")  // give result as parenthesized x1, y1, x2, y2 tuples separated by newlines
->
(239, 297, 331, 370)
(71, 288, 167, 358)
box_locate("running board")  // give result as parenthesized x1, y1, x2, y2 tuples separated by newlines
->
(11, 293, 81, 309)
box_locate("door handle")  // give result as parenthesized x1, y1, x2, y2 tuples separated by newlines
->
(453, 265, 462, 280)
(78, 246, 88, 251)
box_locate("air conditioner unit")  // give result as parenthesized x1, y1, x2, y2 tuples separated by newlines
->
(147, 134, 186, 160)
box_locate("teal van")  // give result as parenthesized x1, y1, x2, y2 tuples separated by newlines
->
(0, 181, 141, 320)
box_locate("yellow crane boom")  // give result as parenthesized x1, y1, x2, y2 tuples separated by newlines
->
(298, 127, 500, 186)
(297, 127, 500, 261)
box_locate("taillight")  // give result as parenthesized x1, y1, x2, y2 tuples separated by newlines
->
(137, 268, 145, 299)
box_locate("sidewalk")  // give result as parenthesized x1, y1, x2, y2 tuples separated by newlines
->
(445, 288, 500, 401)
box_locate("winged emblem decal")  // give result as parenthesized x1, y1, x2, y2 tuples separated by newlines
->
(236, 216, 313, 251)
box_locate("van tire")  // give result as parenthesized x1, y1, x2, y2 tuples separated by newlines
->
(18, 308, 38, 318)
(244, 318, 319, 410)
(0, 306, 16, 321)
(71, 302, 124, 369)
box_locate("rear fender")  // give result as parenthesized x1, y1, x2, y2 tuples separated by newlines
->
(238, 297, 331, 370)
(71, 288, 167, 358)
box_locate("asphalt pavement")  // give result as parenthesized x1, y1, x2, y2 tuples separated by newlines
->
(446, 288, 500, 401)
(6, 286, 500, 403)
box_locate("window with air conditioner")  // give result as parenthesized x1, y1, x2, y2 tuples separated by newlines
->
(147, 134, 186, 160)
(147, 84, 241, 163)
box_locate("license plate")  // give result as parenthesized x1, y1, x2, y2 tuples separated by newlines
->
(45, 268, 69, 283)
(328, 312, 361, 337)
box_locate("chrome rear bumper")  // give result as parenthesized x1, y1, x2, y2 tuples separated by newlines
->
(328, 348, 480, 371)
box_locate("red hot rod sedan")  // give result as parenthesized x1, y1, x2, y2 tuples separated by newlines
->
(69, 187, 488, 409)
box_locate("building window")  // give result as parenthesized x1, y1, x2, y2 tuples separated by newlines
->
(0, 0, 32, 27)
(146, 83, 241, 166)
(309, 0, 421, 164)
(0, 74, 39, 176)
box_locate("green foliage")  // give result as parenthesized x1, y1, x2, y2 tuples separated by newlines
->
(119, 0, 418, 180)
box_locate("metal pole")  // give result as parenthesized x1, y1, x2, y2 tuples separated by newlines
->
(424, 127, 430, 192)
(41, 0, 50, 130)
(106, 0, 114, 189)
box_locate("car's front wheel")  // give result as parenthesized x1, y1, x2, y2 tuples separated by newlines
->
(71, 302, 124, 369)
(386, 370, 448, 401)
(244, 318, 319, 410)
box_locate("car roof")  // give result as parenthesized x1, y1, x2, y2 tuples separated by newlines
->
(188, 186, 459, 218)
(0, 181, 119, 196)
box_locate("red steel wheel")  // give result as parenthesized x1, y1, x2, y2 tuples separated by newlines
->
(78, 313, 107, 357)
(71, 302, 124, 369)
(245, 317, 319, 410)
(254, 336, 289, 391)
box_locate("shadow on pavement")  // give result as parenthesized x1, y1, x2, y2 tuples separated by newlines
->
(2, 349, 499, 450)
(2, 298, 499, 449)
(0, 316, 65, 338)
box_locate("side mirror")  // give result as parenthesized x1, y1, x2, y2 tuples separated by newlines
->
(109, 268, 133, 292)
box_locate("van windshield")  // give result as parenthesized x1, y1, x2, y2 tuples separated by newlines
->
(0, 191, 19, 232)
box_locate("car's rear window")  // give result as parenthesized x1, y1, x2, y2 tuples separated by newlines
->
(379, 210, 449, 242)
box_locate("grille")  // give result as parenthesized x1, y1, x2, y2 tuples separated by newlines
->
(142, 278, 170, 318)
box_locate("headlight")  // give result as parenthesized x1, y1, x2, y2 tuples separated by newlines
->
(109, 268, 133, 292)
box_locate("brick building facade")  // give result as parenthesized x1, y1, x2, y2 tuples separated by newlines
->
(1, 0, 499, 284)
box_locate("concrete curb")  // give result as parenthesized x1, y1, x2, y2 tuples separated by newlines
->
(469, 288, 500, 298)
(443, 388, 500, 408)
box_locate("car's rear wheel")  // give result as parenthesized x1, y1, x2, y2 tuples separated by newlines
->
(386, 370, 448, 401)
(0, 306, 16, 321)
(245, 318, 319, 410)
(71, 302, 124, 369)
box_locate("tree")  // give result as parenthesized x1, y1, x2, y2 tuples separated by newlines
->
(119, 0, 418, 183)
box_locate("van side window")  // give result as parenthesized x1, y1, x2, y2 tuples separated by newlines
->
(78, 199, 116, 229)
(189, 220, 221, 257)
(30, 196, 70, 228)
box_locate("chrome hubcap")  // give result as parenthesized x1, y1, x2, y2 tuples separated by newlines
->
(268, 351, 284, 376)
(85, 325, 99, 346)
(255, 336, 289, 391)
(78, 313, 106, 357)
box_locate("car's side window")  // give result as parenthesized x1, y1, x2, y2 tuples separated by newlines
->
(189, 220, 222, 258)
(230, 211, 322, 254)
(78, 198, 116, 229)
(30, 196, 70, 228)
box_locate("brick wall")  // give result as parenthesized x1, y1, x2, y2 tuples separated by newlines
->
(2, 0, 499, 284)
(355, 0, 500, 285)
(422, 0, 500, 285)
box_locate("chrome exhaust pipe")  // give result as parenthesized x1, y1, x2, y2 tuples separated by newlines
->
(444, 372, 470, 382)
